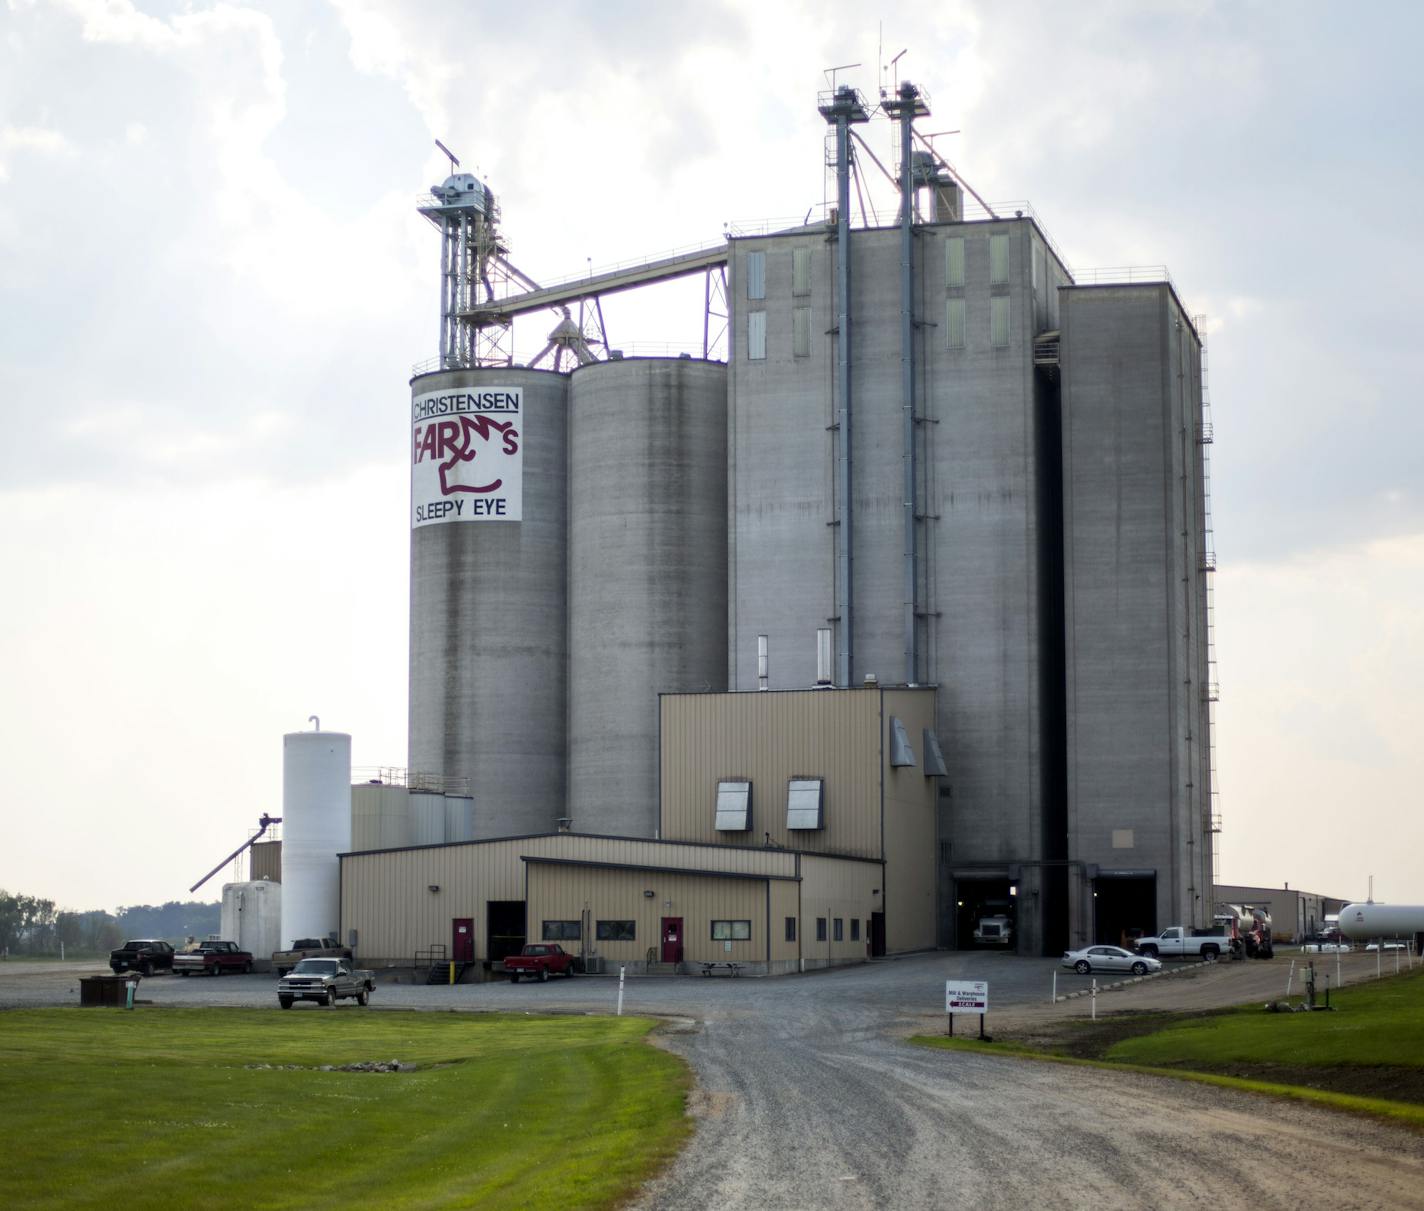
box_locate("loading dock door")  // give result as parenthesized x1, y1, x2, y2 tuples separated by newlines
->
(1093, 874, 1156, 946)
(487, 901, 526, 964)
(870, 912, 886, 957)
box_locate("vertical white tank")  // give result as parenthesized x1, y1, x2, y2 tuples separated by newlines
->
(280, 729, 351, 946)
(567, 358, 728, 835)
(221, 880, 282, 961)
(408, 790, 446, 846)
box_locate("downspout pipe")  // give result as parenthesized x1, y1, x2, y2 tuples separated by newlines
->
(819, 86, 869, 687)
(885, 80, 924, 686)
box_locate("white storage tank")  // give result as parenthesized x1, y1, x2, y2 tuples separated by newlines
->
(220, 880, 282, 963)
(280, 728, 351, 946)
(409, 790, 445, 846)
(351, 783, 411, 851)
(444, 793, 475, 843)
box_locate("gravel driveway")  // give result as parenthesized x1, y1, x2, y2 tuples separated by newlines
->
(5, 952, 1422, 1209)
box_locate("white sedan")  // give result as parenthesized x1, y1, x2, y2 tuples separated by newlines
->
(1061, 945, 1162, 976)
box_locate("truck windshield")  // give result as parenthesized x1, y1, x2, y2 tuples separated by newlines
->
(292, 959, 339, 975)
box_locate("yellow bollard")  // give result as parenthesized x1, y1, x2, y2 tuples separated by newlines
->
(449, 961, 455, 985)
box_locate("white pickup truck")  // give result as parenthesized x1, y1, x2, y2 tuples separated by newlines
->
(277, 958, 376, 1009)
(1133, 926, 1230, 962)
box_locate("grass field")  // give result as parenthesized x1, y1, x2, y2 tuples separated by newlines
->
(913, 967, 1424, 1127)
(0, 1007, 691, 1209)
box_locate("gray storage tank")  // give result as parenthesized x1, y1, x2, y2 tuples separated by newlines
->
(407, 367, 569, 838)
(567, 358, 728, 835)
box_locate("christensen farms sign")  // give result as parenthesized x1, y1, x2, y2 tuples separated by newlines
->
(411, 387, 523, 526)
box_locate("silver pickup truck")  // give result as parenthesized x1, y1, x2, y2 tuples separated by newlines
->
(277, 958, 376, 1009)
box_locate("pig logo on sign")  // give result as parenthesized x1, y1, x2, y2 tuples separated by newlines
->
(413, 415, 521, 495)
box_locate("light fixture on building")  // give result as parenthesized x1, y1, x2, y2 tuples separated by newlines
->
(643, 890, 655, 898)
(428, 884, 440, 893)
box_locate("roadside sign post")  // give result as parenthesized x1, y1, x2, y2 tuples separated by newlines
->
(1091, 978, 1097, 1021)
(945, 980, 989, 1040)
(1051, 971, 1057, 1003)
(616, 965, 625, 1016)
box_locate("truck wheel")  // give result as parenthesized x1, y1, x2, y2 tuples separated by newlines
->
(1074, 960, 1091, 974)
(1138, 946, 1158, 959)
(539, 968, 549, 983)
(1202, 946, 1218, 962)
(244, 962, 253, 974)
(140, 961, 153, 977)
(279, 997, 293, 1009)
(357, 990, 369, 1006)
(326, 988, 337, 1008)
(1131, 961, 1148, 976)
(565, 965, 575, 978)
(510, 972, 519, 983)
(178, 970, 189, 977)
(211, 965, 220, 976)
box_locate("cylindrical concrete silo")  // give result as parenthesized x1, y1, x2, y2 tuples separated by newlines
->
(280, 729, 351, 947)
(408, 368, 569, 839)
(567, 358, 728, 835)
(221, 880, 282, 963)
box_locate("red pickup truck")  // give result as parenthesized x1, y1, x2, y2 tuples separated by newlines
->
(173, 940, 254, 976)
(504, 944, 577, 983)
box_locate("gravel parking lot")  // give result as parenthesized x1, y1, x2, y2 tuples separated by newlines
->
(5, 951, 1422, 1209)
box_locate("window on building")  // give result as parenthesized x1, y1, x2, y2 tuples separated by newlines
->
(945, 237, 965, 288)
(746, 250, 766, 300)
(833, 917, 844, 942)
(945, 298, 966, 350)
(715, 780, 752, 831)
(792, 246, 811, 296)
(989, 233, 1008, 285)
(792, 306, 811, 357)
(542, 920, 581, 941)
(747, 310, 767, 361)
(786, 778, 824, 830)
(991, 295, 1010, 348)
(785, 916, 797, 942)
(851, 918, 861, 942)
(596, 920, 636, 941)
(711, 920, 752, 941)
(816, 917, 827, 942)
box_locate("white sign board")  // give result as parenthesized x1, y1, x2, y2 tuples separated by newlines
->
(945, 980, 988, 1014)
(411, 387, 523, 526)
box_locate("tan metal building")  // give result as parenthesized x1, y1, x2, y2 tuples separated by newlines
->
(339, 685, 940, 974)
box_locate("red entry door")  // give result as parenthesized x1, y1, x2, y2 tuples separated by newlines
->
(452, 918, 474, 962)
(661, 917, 683, 964)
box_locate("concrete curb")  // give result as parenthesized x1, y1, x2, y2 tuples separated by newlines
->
(1052, 957, 1216, 1002)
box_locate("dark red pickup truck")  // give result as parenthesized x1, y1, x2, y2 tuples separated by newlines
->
(503, 944, 577, 983)
(173, 941, 254, 976)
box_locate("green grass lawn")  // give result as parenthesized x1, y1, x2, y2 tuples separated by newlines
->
(912, 967, 1424, 1128)
(0, 1007, 690, 1210)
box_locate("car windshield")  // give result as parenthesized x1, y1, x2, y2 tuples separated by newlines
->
(292, 959, 339, 975)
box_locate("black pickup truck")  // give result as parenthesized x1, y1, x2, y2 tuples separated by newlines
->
(109, 939, 176, 976)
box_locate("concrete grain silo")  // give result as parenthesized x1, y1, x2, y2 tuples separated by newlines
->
(567, 358, 728, 835)
(407, 367, 569, 838)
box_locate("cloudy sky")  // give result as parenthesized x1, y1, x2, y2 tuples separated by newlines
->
(3, 0, 1421, 914)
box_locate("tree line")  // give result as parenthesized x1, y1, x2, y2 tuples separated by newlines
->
(0, 890, 220, 957)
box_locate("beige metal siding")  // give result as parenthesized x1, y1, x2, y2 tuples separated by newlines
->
(800, 855, 880, 966)
(341, 833, 797, 965)
(882, 689, 940, 952)
(529, 863, 773, 966)
(661, 689, 883, 858)
(250, 841, 281, 883)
